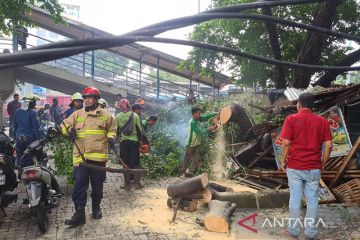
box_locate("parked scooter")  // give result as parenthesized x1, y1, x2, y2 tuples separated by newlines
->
(20, 122, 62, 233)
(0, 126, 18, 216)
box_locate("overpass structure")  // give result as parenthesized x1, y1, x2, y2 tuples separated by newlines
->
(27, 6, 229, 88)
(1, 6, 230, 109)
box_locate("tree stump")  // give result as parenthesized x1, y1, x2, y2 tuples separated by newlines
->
(204, 200, 237, 233)
(167, 173, 208, 198)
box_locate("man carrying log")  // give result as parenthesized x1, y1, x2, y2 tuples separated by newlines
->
(280, 93, 332, 240)
(180, 107, 217, 175)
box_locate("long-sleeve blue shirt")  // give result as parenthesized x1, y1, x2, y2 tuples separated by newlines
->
(14, 109, 41, 140)
(64, 107, 75, 119)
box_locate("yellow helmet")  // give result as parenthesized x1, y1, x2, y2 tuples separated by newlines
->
(98, 98, 108, 108)
(22, 94, 40, 102)
(71, 92, 83, 101)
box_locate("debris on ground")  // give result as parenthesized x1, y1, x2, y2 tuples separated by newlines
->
(227, 84, 360, 205)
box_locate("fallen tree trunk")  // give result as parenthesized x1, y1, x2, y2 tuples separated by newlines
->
(167, 173, 208, 198)
(219, 103, 253, 140)
(204, 200, 237, 233)
(208, 182, 234, 193)
(167, 197, 198, 212)
(212, 191, 258, 208)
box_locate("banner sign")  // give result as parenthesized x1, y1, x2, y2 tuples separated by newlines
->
(32, 85, 46, 99)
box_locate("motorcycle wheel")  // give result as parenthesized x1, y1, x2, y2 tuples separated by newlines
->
(35, 202, 49, 233)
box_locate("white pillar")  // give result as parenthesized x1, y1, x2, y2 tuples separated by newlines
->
(0, 69, 16, 126)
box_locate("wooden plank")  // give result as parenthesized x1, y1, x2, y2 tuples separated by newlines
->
(324, 157, 336, 169)
(248, 146, 272, 168)
(253, 169, 360, 179)
(236, 178, 268, 190)
(330, 136, 360, 187)
(333, 159, 346, 170)
(325, 157, 342, 170)
(318, 179, 336, 203)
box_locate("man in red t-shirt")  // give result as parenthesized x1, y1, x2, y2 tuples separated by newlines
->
(280, 93, 332, 240)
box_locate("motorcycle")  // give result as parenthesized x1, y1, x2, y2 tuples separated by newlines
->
(20, 122, 62, 233)
(0, 126, 18, 216)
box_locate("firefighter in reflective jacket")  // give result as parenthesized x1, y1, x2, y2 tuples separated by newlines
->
(62, 86, 116, 227)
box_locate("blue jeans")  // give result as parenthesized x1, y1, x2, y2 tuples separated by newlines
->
(286, 168, 321, 238)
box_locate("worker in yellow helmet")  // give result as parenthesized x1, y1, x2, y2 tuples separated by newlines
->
(98, 98, 108, 109)
(64, 92, 83, 118)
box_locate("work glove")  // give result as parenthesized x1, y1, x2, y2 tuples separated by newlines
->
(108, 138, 115, 148)
(68, 127, 77, 143)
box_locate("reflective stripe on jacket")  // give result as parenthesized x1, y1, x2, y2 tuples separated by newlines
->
(62, 106, 116, 166)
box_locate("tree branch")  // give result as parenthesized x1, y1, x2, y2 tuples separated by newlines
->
(293, 0, 344, 88)
(313, 49, 360, 87)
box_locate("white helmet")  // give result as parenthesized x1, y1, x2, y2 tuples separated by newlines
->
(98, 98, 108, 108)
(22, 94, 40, 102)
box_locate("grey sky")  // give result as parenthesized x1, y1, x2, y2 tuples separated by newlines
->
(78, 0, 212, 59)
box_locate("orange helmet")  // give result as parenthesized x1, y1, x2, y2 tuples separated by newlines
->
(139, 144, 150, 153)
(82, 86, 100, 98)
(135, 99, 145, 105)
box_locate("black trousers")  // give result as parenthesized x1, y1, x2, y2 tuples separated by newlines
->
(72, 160, 106, 207)
(120, 140, 140, 169)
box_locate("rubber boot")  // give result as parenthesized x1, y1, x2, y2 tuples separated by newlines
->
(92, 205, 102, 219)
(65, 206, 86, 226)
(133, 174, 145, 189)
(120, 173, 131, 191)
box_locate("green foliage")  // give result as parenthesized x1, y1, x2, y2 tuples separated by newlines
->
(335, 71, 360, 85)
(183, 0, 360, 87)
(0, 0, 65, 35)
(140, 111, 183, 179)
(252, 112, 268, 125)
(49, 136, 74, 185)
(141, 92, 272, 178)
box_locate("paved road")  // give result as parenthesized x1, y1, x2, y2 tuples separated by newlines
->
(1, 169, 360, 240)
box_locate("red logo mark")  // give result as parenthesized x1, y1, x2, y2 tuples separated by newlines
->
(238, 213, 258, 233)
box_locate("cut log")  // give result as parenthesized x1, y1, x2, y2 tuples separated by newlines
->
(219, 103, 253, 140)
(219, 105, 232, 125)
(167, 197, 198, 212)
(167, 173, 208, 198)
(195, 188, 212, 204)
(208, 182, 234, 193)
(204, 200, 237, 233)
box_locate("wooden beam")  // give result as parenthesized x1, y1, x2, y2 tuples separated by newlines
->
(248, 146, 272, 168)
(330, 136, 360, 187)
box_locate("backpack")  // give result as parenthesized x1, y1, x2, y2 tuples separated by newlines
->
(119, 112, 134, 136)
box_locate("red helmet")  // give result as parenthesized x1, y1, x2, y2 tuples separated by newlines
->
(82, 86, 100, 98)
